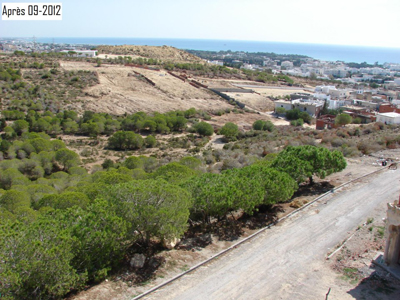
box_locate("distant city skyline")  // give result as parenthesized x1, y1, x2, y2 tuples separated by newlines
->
(2, 0, 400, 48)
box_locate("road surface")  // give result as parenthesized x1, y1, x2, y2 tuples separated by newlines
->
(143, 169, 399, 300)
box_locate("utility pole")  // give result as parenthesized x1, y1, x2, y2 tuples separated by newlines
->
(33, 35, 37, 52)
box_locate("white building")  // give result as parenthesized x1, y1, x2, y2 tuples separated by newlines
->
(274, 99, 324, 117)
(281, 61, 294, 69)
(209, 60, 224, 66)
(326, 99, 347, 110)
(274, 100, 293, 111)
(376, 112, 400, 124)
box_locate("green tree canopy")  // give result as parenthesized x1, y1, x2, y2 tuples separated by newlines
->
(108, 131, 144, 150)
(335, 113, 352, 126)
(194, 121, 214, 137)
(55, 148, 81, 171)
(271, 145, 347, 184)
(252, 120, 274, 131)
(220, 122, 239, 141)
(100, 179, 191, 244)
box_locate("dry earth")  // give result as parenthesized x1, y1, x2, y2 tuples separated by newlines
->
(60, 58, 304, 116)
(69, 149, 400, 300)
(60, 61, 231, 115)
(96, 45, 203, 64)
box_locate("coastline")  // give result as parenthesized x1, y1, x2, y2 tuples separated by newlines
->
(4, 37, 400, 64)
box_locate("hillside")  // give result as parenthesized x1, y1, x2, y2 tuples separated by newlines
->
(60, 61, 231, 114)
(96, 45, 204, 64)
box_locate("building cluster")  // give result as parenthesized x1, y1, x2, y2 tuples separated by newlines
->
(281, 59, 400, 84)
(274, 84, 400, 129)
(0, 38, 95, 56)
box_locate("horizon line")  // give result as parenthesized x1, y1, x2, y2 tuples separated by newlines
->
(1, 36, 400, 50)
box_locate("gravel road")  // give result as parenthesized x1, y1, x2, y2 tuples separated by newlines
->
(143, 168, 399, 300)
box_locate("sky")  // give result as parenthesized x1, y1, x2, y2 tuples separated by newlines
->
(1, 0, 400, 48)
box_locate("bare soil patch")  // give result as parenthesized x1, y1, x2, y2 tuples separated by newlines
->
(60, 61, 231, 115)
(96, 45, 203, 64)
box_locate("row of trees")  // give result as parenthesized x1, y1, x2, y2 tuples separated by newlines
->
(1, 108, 206, 141)
(0, 144, 346, 299)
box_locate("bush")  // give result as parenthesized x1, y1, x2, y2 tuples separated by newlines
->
(145, 135, 156, 148)
(193, 122, 213, 136)
(108, 131, 144, 150)
(290, 119, 304, 127)
(220, 122, 239, 141)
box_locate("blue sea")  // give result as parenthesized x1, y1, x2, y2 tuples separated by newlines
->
(34, 37, 400, 64)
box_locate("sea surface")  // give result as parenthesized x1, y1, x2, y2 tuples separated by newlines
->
(34, 37, 400, 64)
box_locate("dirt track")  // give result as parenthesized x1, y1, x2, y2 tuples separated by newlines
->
(143, 168, 400, 300)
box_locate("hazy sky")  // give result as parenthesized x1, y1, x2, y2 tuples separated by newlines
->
(2, 0, 400, 48)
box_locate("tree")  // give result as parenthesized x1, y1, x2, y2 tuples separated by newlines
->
(275, 107, 286, 115)
(12, 120, 29, 136)
(38, 192, 90, 210)
(285, 109, 301, 120)
(152, 162, 197, 185)
(92, 170, 133, 185)
(299, 112, 311, 124)
(220, 122, 239, 141)
(179, 156, 203, 171)
(252, 120, 275, 131)
(0, 218, 83, 299)
(124, 156, 144, 170)
(194, 122, 213, 137)
(290, 118, 304, 126)
(184, 107, 196, 118)
(108, 131, 143, 150)
(145, 135, 156, 148)
(272, 145, 346, 185)
(101, 159, 115, 170)
(29, 138, 52, 153)
(0, 190, 31, 213)
(143, 120, 157, 132)
(172, 116, 188, 131)
(0, 168, 30, 190)
(335, 113, 352, 126)
(62, 120, 79, 134)
(229, 165, 297, 205)
(100, 180, 191, 244)
(183, 172, 264, 223)
(55, 148, 81, 171)
(27, 184, 58, 209)
(31, 118, 51, 133)
(55, 200, 128, 282)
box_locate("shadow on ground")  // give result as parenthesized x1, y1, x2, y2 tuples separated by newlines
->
(292, 181, 335, 198)
(347, 270, 400, 300)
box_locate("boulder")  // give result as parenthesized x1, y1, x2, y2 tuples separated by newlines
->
(162, 237, 181, 250)
(130, 253, 146, 269)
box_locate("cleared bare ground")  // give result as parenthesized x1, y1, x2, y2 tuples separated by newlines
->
(60, 61, 230, 115)
(60, 59, 308, 116)
(96, 45, 203, 64)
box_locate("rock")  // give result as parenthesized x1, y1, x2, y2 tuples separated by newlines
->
(179, 238, 196, 250)
(198, 233, 212, 246)
(130, 254, 146, 269)
(148, 257, 162, 269)
(162, 237, 181, 250)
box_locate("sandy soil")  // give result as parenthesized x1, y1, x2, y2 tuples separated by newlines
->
(96, 45, 203, 64)
(60, 61, 231, 115)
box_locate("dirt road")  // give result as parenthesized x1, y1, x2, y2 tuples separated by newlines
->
(143, 168, 399, 300)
